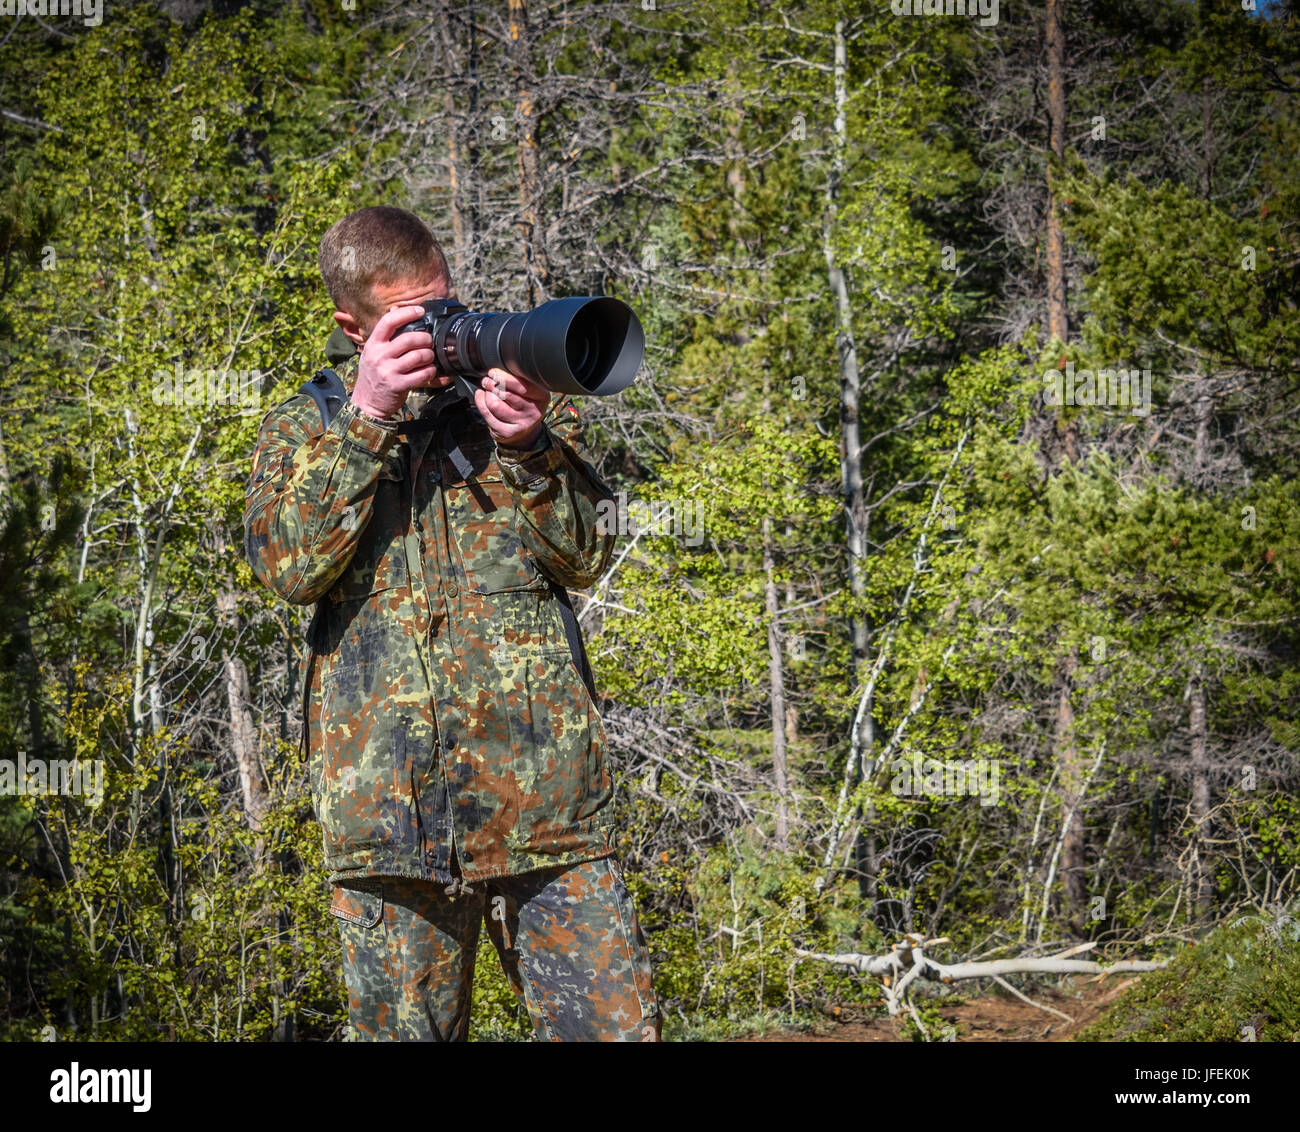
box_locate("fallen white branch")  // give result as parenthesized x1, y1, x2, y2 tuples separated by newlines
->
(795, 933, 1167, 1024)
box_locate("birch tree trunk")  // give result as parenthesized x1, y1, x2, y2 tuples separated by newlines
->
(784, 525, 799, 747)
(822, 19, 876, 899)
(761, 385, 790, 849)
(826, 19, 869, 742)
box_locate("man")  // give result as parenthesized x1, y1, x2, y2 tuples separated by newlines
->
(243, 205, 659, 1041)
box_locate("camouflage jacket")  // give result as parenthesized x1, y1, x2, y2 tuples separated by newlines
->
(244, 328, 619, 885)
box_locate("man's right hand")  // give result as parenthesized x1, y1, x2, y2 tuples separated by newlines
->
(349, 306, 443, 420)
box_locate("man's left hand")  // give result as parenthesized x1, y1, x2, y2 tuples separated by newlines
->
(476, 367, 550, 449)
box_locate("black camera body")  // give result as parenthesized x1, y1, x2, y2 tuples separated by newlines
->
(396, 296, 644, 402)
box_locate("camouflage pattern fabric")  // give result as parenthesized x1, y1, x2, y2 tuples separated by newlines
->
(332, 855, 661, 1041)
(243, 325, 620, 885)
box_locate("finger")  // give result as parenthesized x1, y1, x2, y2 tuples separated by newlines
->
(370, 305, 429, 345)
(394, 368, 439, 392)
(484, 383, 542, 424)
(394, 367, 442, 393)
(483, 385, 531, 413)
(391, 347, 437, 374)
(482, 396, 536, 434)
(484, 378, 547, 416)
(484, 368, 526, 395)
(388, 329, 436, 358)
(482, 396, 524, 427)
(487, 369, 547, 403)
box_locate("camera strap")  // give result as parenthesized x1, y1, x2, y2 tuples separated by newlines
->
(549, 580, 599, 703)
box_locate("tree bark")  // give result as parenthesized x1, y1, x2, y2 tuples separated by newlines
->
(762, 389, 790, 849)
(1187, 669, 1213, 918)
(219, 592, 269, 836)
(443, 86, 467, 264)
(823, 20, 875, 899)
(507, 0, 549, 304)
(784, 525, 799, 747)
(1045, 0, 1068, 343)
(826, 19, 869, 735)
(763, 522, 790, 849)
(1054, 649, 1088, 930)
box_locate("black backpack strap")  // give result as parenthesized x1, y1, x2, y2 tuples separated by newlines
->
(301, 367, 348, 429)
(300, 368, 348, 627)
(549, 580, 598, 703)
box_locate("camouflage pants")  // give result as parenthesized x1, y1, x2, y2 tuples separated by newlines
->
(330, 856, 661, 1041)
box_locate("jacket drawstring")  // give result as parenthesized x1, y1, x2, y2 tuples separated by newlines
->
(444, 876, 476, 900)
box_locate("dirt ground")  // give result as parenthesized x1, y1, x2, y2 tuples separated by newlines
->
(730, 973, 1141, 1042)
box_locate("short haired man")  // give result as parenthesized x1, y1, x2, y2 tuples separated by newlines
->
(244, 206, 660, 1041)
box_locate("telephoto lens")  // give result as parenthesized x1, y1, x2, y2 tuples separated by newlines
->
(397, 296, 644, 400)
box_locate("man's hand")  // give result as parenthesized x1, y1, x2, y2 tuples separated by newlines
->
(476, 368, 550, 449)
(350, 306, 447, 420)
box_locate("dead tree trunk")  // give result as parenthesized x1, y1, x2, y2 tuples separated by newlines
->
(762, 386, 791, 850)
(1187, 669, 1213, 918)
(220, 622, 269, 835)
(215, 541, 269, 840)
(1044, 0, 1068, 343)
(1054, 649, 1089, 931)
(822, 18, 877, 905)
(507, 0, 549, 304)
(784, 526, 799, 748)
(797, 934, 1166, 1031)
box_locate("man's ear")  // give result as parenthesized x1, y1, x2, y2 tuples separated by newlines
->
(333, 308, 368, 347)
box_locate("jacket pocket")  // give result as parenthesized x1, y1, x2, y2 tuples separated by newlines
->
(501, 647, 612, 830)
(444, 471, 546, 594)
(315, 657, 421, 859)
(329, 880, 384, 928)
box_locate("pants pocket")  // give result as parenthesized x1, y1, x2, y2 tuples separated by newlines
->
(604, 858, 660, 1039)
(329, 880, 384, 928)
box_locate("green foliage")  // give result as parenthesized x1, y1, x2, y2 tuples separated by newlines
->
(898, 998, 963, 1043)
(663, 829, 885, 1021)
(6, 679, 346, 1041)
(1075, 905, 1300, 1042)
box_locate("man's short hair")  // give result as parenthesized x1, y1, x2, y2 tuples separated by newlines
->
(318, 206, 449, 324)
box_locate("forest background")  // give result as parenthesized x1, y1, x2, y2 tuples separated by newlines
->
(1, 0, 1296, 1041)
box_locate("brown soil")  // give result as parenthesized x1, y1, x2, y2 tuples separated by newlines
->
(730, 973, 1141, 1042)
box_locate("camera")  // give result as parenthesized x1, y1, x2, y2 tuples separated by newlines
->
(396, 296, 644, 401)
